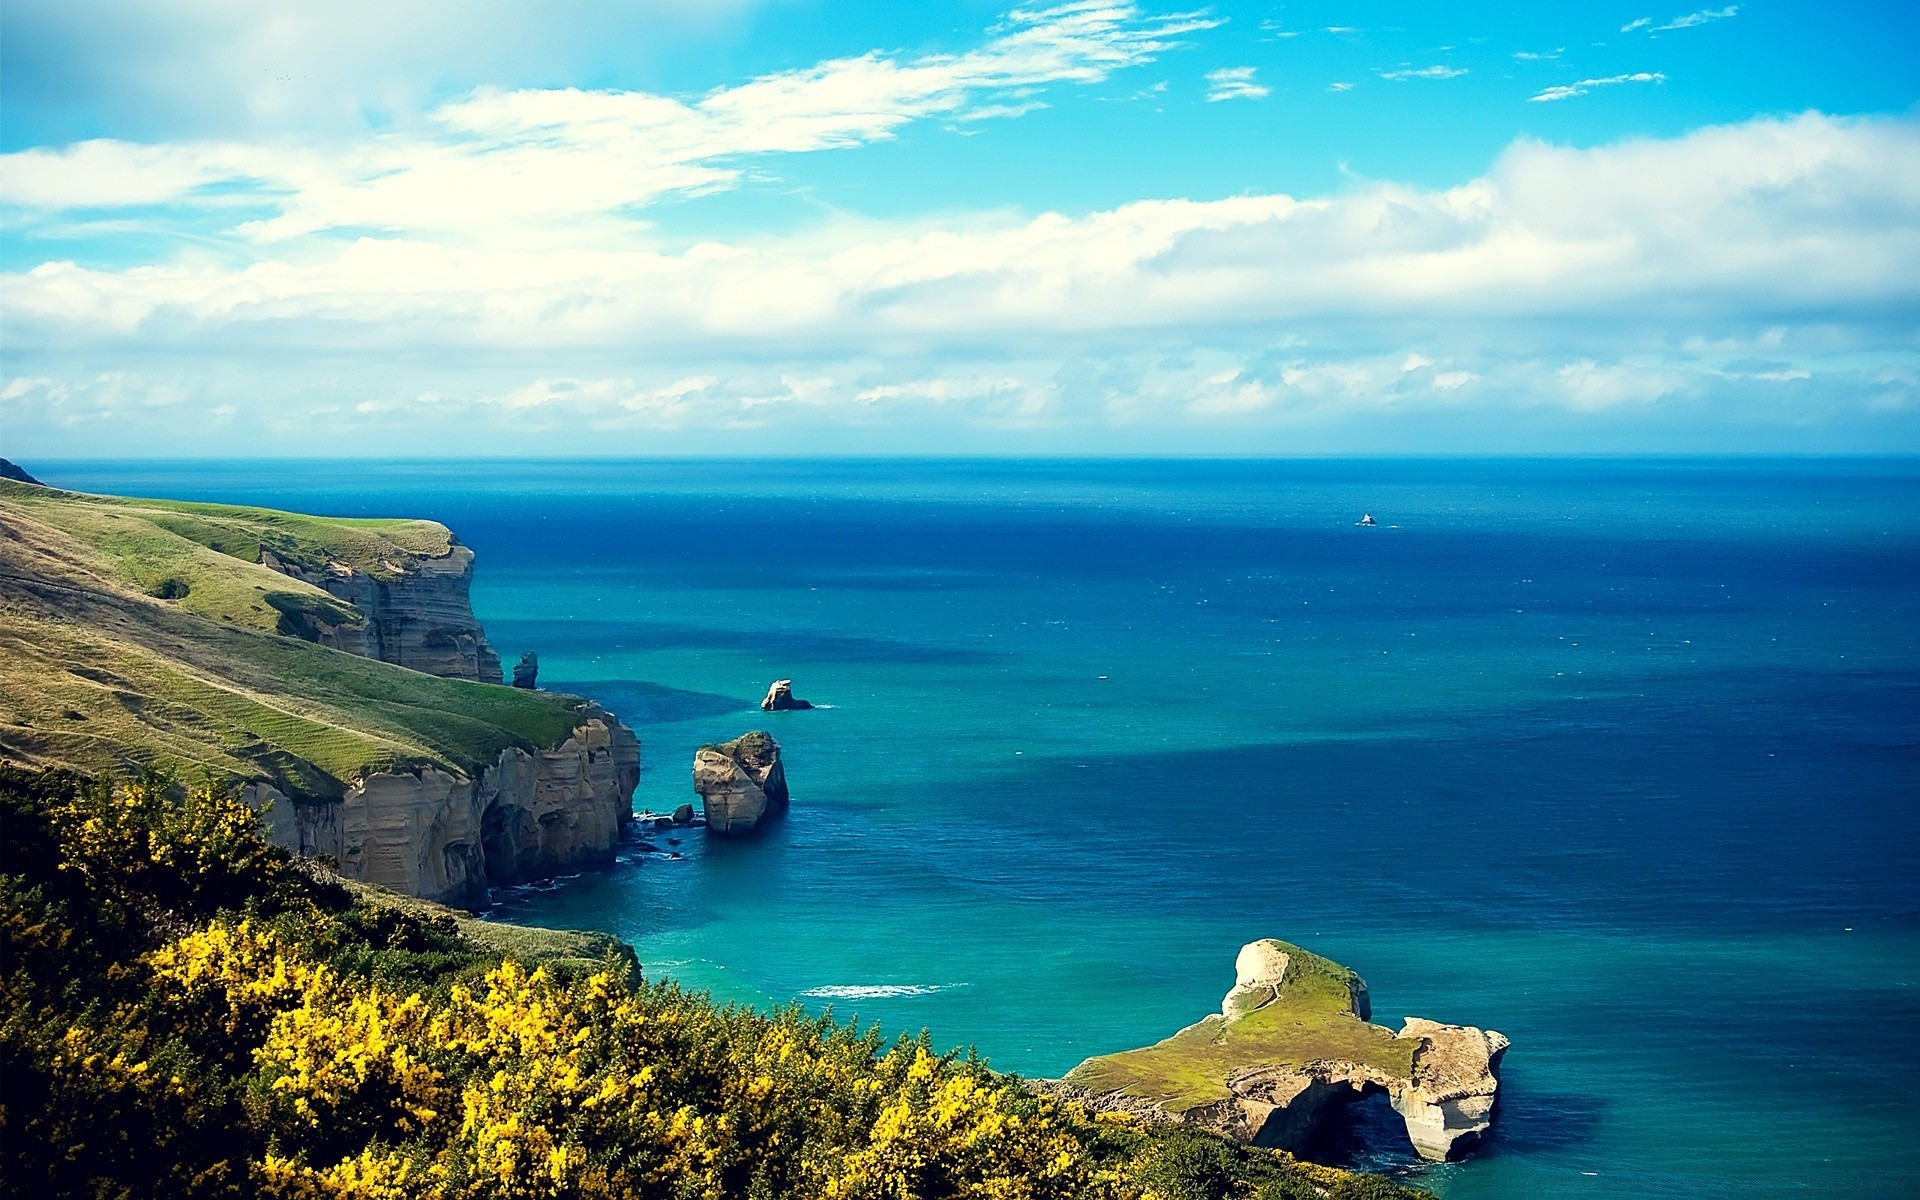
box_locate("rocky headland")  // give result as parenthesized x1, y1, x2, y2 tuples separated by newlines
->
(0, 475, 641, 908)
(693, 730, 788, 835)
(1060, 938, 1507, 1163)
(259, 537, 503, 683)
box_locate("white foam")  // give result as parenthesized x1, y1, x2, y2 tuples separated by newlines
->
(799, 983, 957, 1000)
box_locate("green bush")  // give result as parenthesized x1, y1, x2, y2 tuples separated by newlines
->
(0, 765, 1430, 1200)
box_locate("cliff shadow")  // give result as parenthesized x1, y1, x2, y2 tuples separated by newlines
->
(547, 679, 754, 724)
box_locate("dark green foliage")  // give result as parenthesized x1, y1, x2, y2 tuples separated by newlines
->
(0, 764, 1431, 1200)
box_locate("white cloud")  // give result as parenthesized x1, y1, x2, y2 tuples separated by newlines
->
(1204, 66, 1269, 102)
(1328, 81, 1355, 92)
(4, 112, 1918, 452)
(1623, 5, 1738, 33)
(1512, 48, 1564, 61)
(0, 3, 1216, 243)
(1378, 65, 1469, 81)
(1529, 72, 1666, 103)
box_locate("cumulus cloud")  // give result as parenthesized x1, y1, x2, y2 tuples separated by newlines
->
(0, 2, 1216, 243)
(1204, 66, 1269, 102)
(4, 103, 1917, 452)
(1529, 72, 1666, 102)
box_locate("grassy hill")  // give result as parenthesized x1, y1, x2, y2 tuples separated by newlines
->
(0, 477, 583, 799)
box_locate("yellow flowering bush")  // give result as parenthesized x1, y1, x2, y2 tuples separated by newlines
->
(0, 765, 1427, 1200)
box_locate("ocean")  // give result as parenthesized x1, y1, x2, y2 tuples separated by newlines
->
(46, 458, 1920, 1198)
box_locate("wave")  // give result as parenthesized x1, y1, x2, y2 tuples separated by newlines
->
(799, 983, 959, 1000)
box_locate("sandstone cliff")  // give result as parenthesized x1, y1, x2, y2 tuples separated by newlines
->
(1061, 939, 1507, 1163)
(693, 731, 788, 835)
(252, 704, 640, 908)
(260, 540, 502, 683)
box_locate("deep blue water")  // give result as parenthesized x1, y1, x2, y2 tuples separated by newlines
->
(42, 459, 1920, 1197)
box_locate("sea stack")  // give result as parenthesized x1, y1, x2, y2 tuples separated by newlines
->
(760, 679, 814, 711)
(693, 731, 789, 835)
(1059, 938, 1507, 1163)
(513, 651, 539, 689)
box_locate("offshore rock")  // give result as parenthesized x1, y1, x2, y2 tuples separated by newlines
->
(693, 730, 788, 835)
(513, 652, 539, 689)
(760, 679, 814, 711)
(1062, 938, 1507, 1163)
(259, 540, 503, 683)
(252, 704, 640, 907)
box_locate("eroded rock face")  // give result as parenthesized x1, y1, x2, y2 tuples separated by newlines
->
(260, 542, 502, 683)
(760, 679, 813, 711)
(693, 730, 788, 835)
(1062, 938, 1507, 1164)
(253, 706, 640, 907)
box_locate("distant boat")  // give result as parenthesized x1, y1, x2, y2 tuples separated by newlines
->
(1357, 513, 1378, 526)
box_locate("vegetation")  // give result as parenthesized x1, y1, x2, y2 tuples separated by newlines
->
(0, 764, 1430, 1200)
(0, 480, 582, 798)
(1064, 946, 1416, 1114)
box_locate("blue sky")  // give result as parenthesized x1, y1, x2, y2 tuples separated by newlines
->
(2, 0, 1917, 456)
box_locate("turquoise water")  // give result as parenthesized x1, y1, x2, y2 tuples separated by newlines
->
(48, 459, 1920, 1197)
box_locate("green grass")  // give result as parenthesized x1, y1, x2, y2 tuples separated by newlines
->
(1063, 942, 1418, 1113)
(335, 876, 629, 971)
(0, 481, 589, 799)
(0, 478, 455, 637)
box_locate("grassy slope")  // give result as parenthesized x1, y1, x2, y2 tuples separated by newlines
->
(0, 480, 582, 799)
(0, 478, 452, 635)
(1064, 941, 1418, 1112)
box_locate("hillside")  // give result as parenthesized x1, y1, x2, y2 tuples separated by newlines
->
(0, 477, 581, 800)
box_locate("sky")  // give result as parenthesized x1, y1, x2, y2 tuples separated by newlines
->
(2, 0, 1917, 457)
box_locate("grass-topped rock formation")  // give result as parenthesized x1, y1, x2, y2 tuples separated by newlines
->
(1062, 939, 1508, 1163)
(0, 475, 637, 907)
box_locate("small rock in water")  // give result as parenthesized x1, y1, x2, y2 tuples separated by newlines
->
(511, 651, 539, 689)
(760, 679, 815, 711)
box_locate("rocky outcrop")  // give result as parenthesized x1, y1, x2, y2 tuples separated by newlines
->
(760, 679, 813, 711)
(253, 705, 640, 907)
(513, 652, 539, 689)
(693, 731, 788, 835)
(1062, 939, 1507, 1163)
(0, 459, 43, 486)
(260, 541, 502, 683)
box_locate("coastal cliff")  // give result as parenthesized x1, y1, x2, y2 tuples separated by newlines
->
(250, 704, 639, 907)
(1061, 939, 1507, 1163)
(260, 540, 503, 683)
(0, 477, 641, 907)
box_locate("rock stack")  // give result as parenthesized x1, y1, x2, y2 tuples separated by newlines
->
(760, 679, 814, 711)
(692, 731, 789, 835)
(513, 652, 539, 689)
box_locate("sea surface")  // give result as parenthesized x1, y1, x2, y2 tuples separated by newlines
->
(46, 458, 1920, 1198)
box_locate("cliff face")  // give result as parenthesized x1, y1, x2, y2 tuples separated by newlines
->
(254, 705, 640, 907)
(261, 542, 503, 683)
